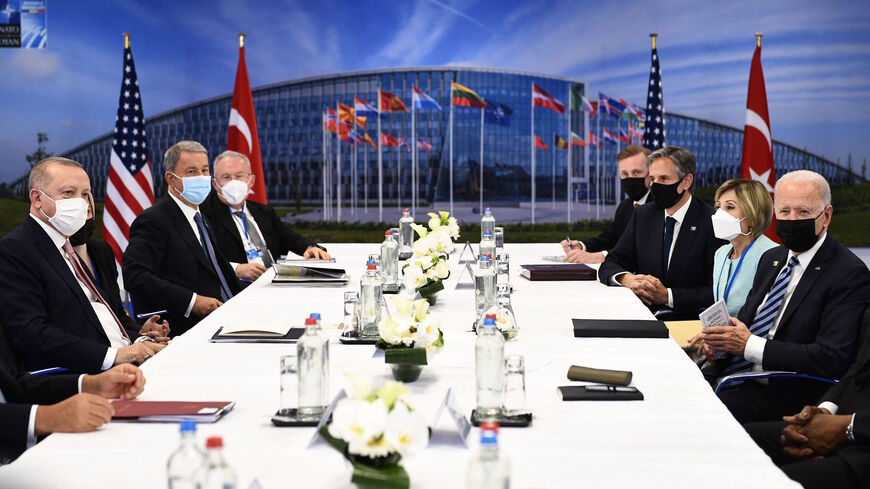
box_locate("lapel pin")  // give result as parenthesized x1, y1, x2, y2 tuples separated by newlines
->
(772, 260, 779, 267)
(814, 266, 821, 270)
(690, 226, 697, 231)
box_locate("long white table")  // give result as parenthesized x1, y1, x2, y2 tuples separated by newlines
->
(0, 244, 798, 488)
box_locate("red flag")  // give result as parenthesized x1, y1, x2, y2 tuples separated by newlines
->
(379, 90, 408, 112)
(381, 132, 398, 147)
(740, 38, 778, 241)
(227, 40, 267, 204)
(534, 135, 548, 149)
(532, 83, 565, 114)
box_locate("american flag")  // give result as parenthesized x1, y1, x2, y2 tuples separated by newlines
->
(643, 44, 666, 149)
(104, 43, 154, 264)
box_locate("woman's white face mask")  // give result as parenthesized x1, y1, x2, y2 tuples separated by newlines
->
(711, 207, 750, 241)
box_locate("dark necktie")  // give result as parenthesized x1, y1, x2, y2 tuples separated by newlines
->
(722, 256, 800, 376)
(662, 216, 677, 275)
(61, 240, 130, 341)
(193, 212, 232, 301)
(234, 210, 273, 267)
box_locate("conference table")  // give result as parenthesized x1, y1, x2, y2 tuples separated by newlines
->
(0, 243, 799, 488)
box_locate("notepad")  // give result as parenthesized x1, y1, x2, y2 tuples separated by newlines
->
(210, 326, 305, 343)
(111, 400, 235, 423)
(572, 318, 669, 338)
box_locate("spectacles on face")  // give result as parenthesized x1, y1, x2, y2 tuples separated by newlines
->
(215, 173, 252, 185)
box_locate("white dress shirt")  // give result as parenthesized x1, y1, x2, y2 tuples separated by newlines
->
(29, 215, 128, 370)
(168, 193, 202, 317)
(742, 233, 828, 370)
(227, 203, 267, 270)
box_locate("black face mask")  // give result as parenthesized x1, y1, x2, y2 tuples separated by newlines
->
(776, 211, 824, 253)
(69, 218, 96, 247)
(621, 177, 649, 202)
(650, 177, 686, 210)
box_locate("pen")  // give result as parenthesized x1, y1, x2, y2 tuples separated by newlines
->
(136, 310, 168, 320)
(566, 235, 574, 250)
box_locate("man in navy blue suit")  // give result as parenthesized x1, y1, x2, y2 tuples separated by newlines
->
(0, 157, 165, 374)
(599, 146, 725, 317)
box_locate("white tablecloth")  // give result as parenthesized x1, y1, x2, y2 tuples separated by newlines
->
(0, 243, 798, 488)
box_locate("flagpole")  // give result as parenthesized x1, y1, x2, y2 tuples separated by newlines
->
(364, 134, 368, 214)
(552, 136, 556, 210)
(352, 98, 358, 217)
(584, 107, 590, 212)
(530, 81, 536, 224)
(378, 90, 383, 222)
(397, 143, 402, 211)
(322, 112, 327, 220)
(449, 94, 454, 217)
(595, 104, 601, 221)
(336, 102, 342, 222)
(567, 85, 572, 223)
(411, 93, 417, 218)
(479, 107, 484, 215)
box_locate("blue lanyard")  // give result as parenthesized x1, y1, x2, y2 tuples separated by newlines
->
(716, 238, 756, 302)
(231, 210, 249, 240)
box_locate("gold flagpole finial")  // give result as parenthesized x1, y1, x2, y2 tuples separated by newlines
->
(123, 32, 130, 49)
(755, 32, 763, 48)
(238, 33, 246, 48)
(650, 33, 657, 50)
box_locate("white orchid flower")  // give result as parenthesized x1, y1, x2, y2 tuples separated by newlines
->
(384, 401, 429, 456)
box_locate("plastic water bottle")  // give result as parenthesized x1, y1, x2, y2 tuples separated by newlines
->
(475, 317, 504, 417)
(167, 421, 206, 489)
(359, 260, 383, 339)
(481, 207, 495, 240)
(399, 208, 414, 259)
(308, 312, 321, 326)
(474, 255, 497, 322)
(479, 230, 496, 264)
(201, 436, 237, 489)
(466, 422, 510, 489)
(297, 317, 329, 420)
(380, 230, 399, 291)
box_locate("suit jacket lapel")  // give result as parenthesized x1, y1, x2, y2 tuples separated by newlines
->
(212, 197, 244, 252)
(24, 218, 107, 340)
(776, 237, 834, 333)
(666, 199, 701, 282)
(647, 206, 665, 277)
(166, 199, 218, 277)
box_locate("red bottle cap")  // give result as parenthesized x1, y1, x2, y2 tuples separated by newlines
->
(304, 317, 317, 326)
(205, 436, 223, 449)
(480, 421, 499, 433)
(385, 230, 392, 236)
(367, 263, 377, 270)
(403, 208, 409, 213)
(485, 313, 497, 320)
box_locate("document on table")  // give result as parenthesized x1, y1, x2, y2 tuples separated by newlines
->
(699, 299, 730, 329)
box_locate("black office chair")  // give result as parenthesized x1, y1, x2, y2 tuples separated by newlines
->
(715, 305, 870, 395)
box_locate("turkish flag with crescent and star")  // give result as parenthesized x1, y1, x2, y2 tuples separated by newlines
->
(740, 42, 778, 241)
(227, 42, 267, 204)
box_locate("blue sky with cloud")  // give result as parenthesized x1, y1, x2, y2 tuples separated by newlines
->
(1, 0, 868, 183)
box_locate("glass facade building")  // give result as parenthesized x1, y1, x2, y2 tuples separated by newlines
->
(52, 67, 854, 211)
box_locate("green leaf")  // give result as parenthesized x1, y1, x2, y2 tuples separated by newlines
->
(417, 279, 444, 297)
(384, 347, 428, 365)
(350, 463, 410, 489)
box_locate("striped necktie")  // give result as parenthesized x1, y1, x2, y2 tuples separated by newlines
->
(722, 256, 800, 376)
(61, 240, 130, 341)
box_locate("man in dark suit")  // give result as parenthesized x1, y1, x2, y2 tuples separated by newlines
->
(123, 141, 242, 337)
(200, 150, 330, 282)
(0, 157, 165, 374)
(599, 146, 725, 317)
(561, 144, 652, 264)
(701, 170, 870, 424)
(0, 356, 145, 463)
(743, 307, 870, 489)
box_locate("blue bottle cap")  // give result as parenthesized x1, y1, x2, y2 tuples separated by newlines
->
(480, 429, 498, 445)
(483, 317, 496, 327)
(309, 313, 321, 320)
(483, 230, 492, 236)
(180, 421, 196, 433)
(480, 255, 490, 262)
(485, 207, 491, 213)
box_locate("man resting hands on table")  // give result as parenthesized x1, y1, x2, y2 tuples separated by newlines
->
(1, 360, 146, 464)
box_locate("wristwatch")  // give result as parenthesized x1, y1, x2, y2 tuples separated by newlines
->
(134, 335, 156, 344)
(846, 413, 856, 442)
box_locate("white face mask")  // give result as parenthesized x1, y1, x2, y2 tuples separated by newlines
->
(39, 191, 89, 237)
(220, 179, 250, 206)
(711, 208, 749, 241)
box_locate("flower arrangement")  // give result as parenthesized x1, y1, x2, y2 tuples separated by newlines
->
(321, 376, 429, 489)
(402, 211, 459, 304)
(377, 295, 444, 382)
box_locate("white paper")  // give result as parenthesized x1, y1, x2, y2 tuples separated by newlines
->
(220, 324, 291, 336)
(699, 299, 731, 329)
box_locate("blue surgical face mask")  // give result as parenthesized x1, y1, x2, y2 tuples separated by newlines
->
(170, 172, 211, 205)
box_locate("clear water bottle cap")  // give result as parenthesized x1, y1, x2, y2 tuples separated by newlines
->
(483, 317, 496, 327)
(309, 313, 321, 320)
(179, 421, 196, 433)
(304, 317, 318, 326)
(205, 436, 223, 449)
(385, 230, 392, 236)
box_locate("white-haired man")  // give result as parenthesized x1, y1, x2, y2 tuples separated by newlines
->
(200, 150, 330, 282)
(702, 170, 870, 424)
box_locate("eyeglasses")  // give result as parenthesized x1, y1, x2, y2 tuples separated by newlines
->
(215, 173, 252, 184)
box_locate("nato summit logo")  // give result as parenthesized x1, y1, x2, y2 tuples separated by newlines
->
(0, 0, 46, 49)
